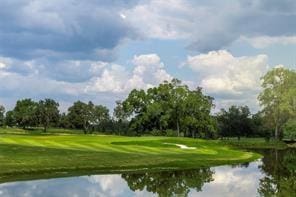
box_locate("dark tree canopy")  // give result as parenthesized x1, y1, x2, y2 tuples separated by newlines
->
(67, 101, 110, 133)
(118, 79, 216, 138)
(217, 105, 252, 140)
(37, 99, 60, 132)
(13, 99, 38, 129)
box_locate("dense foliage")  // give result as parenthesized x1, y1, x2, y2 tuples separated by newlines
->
(117, 79, 216, 137)
(258, 67, 296, 139)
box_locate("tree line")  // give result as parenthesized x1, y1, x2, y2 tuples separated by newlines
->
(0, 67, 295, 140)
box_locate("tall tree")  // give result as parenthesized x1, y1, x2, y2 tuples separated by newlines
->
(37, 98, 60, 132)
(67, 101, 90, 133)
(13, 99, 38, 129)
(89, 103, 110, 131)
(169, 79, 188, 136)
(67, 101, 110, 134)
(258, 67, 296, 139)
(0, 105, 5, 127)
(120, 79, 215, 137)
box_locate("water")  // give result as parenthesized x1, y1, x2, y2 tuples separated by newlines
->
(0, 149, 295, 197)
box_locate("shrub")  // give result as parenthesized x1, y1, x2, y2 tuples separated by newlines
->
(284, 120, 296, 140)
(151, 129, 164, 136)
(165, 129, 178, 137)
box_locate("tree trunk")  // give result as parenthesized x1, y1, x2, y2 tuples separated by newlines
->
(275, 124, 279, 140)
(44, 125, 47, 133)
(192, 130, 195, 138)
(176, 119, 180, 137)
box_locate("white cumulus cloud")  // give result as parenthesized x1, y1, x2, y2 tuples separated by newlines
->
(86, 54, 172, 93)
(186, 50, 269, 111)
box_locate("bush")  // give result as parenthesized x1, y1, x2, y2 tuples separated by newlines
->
(284, 120, 296, 140)
(165, 129, 178, 137)
(151, 129, 164, 136)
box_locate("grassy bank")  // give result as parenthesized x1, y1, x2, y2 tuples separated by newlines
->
(0, 128, 260, 183)
(220, 137, 287, 149)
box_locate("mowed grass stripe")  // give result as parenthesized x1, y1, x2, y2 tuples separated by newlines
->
(21, 139, 47, 147)
(0, 138, 18, 145)
(43, 140, 72, 149)
(88, 143, 131, 153)
(63, 142, 99, 151)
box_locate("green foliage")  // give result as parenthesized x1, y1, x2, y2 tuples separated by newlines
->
(283, 119, 296, 140)
(67, 101, 110, 133)
(13, 99, 38, 129)
(37, 98, 60, 132)
(0, 105, 5, 126)
(119, 79, 215, 138)
(165, 129, 178, 137)
(258, 67, 296, 139)
(4, 110, 15, 127)
(151, 129, 164, 136)
(217, 105, 253, 139)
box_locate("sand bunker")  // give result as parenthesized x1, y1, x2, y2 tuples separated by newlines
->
(163, 143, 196, 149)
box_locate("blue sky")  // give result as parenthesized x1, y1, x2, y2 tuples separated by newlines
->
(0, 0, 295, 112)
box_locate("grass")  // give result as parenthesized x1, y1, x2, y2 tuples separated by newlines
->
(0, 127, 85, 135)
(220, 137, 287, 149)
(0, 128, 261, 183)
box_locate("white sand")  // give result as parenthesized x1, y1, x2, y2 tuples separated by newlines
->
(163, 143, 196, 149)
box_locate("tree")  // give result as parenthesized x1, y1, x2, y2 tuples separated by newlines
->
(67, 101, 91, 133)
(113, 100, 130, 134)
(283, 119, 296, 140)
(181, 88, 216, 138)
(58, 112, 71, 128)
(89, 104, 110, 132)
(67, 101, 110, 134)
(13, 99, 38, 129)
(0, 105, 5, 127)
(251, 112, 272, 140)
(114, 100, 128, 122)
(37, 98, 60, 132)
(120, 79, 215, 138)
(258, 67, 296, 140)
(169, 79, 188, 136)
(5, 110, 16, 127)
(217, 105, 252, 140)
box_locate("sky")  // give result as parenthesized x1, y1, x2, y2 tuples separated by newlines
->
(0, 0, 295, 113)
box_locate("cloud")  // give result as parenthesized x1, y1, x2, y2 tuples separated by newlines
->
(185, 50, 268, 111)
(0, 53, 173, 110)
(123, 0, 296, 52)
(0, 0, 139, 60)
(240, 36, 296, 48)
(193, 161, 263, 197)
(86, 54, 172, 93)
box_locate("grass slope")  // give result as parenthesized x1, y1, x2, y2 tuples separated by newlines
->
(0, 130, 260, 183)
(220, 137, 287, 149)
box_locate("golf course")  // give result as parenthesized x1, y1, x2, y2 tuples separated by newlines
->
(0, 128, 260, 183)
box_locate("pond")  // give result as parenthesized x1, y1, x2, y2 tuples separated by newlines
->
(0, 148, 295, 197)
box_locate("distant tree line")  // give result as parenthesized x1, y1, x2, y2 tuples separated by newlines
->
(0, 67, 295, 140)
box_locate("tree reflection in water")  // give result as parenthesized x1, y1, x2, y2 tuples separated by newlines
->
(122, 168, 214, 197)
(258, 148, 296, 196)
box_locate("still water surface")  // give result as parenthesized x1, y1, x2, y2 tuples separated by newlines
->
(0, 149, 295, 197)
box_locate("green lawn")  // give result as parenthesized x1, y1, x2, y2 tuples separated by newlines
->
(0, 128, 261, 183)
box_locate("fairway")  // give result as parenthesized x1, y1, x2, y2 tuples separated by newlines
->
(0, 134, 260, 182)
